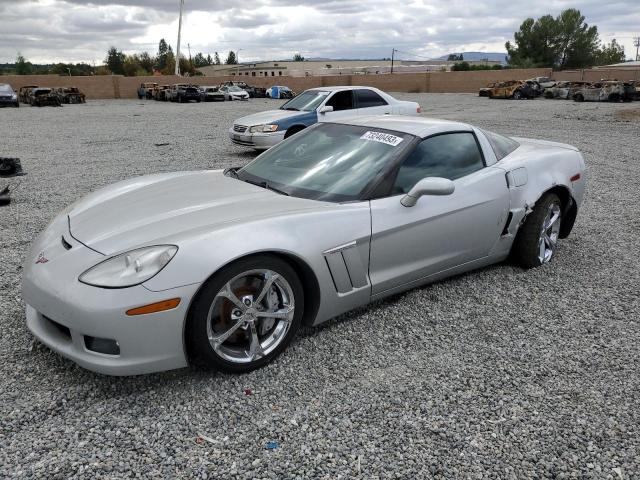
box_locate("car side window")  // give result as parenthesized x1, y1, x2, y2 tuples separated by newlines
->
(392, 133, 485, 194)
(356, 89, 388, 108)
(326, 90, 354, 111)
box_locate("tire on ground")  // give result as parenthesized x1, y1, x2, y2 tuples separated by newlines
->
(511, 193, 562, 269)
(185, 254, 304, 373)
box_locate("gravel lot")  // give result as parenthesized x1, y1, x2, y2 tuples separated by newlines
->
(1, 94, 639, 479)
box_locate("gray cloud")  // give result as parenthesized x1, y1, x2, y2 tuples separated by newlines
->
(0, 0, 637, 64)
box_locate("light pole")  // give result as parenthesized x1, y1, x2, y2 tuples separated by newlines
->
(390, 48, 398, 74)
(634, 36, 640, 62)
(236, 48, 243, 76)
(175, 0, 184, 76)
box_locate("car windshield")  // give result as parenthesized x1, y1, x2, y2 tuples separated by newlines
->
(0, 85, 12, 93)
(237, 123, 414, 202)
(280, 90, 329, 111)
(228, 86, 242, 92)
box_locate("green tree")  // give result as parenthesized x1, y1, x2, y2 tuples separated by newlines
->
(451, 61, 470, 71)
(138, 52, 154, 74)
(105, 46, 125, 74)
(193, 52, 211, 67)
(15, 53, 33, 75)
(157, 38, 173, 70)
(596, 39, 625, 66)
(447, 53, 463, 61)
(293, 53, 305, 61)
(506, 9, 600, 69)
(214, 52, 221, 64)
(225, 50, 237, 64)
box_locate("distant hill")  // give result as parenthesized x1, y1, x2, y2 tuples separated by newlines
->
(437, 52, 508, 64)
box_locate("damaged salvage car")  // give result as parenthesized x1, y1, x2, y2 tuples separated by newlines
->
(573, 81, 626, 102)
(487, 80, 536, 100)
(55, 87, 86, 104)
(22, 115, 586, 376)
(29, 88, 62, 107)
(544, 81, 588, 100)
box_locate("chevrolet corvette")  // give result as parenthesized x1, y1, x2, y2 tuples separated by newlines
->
(23, 116, 586, 375)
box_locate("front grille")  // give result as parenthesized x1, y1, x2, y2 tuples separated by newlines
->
(233, 124, 248, 133)
(43, 315, 71, 340)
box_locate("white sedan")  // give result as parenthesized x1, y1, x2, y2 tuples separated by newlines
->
(229, 86, 421, 149)
(220, 85, 249, 101)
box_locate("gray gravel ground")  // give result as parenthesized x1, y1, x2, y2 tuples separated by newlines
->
(1, 94, 639, 479)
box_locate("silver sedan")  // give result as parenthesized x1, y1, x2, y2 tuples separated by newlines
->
(22, 116, 586, 375)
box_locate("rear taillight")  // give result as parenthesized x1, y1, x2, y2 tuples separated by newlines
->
(417, 106, 422, 114)
(570, 173, 581, 182)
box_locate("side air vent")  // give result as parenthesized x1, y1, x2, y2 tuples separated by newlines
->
(323, 241, 368, 294)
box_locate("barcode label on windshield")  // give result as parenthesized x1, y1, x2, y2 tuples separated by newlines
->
(360, 131, 404, 146)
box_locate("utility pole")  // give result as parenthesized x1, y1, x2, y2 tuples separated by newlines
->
(175, 0, 184, 76)
(188, 43, 192, 70)
(634, 36, 640, 62)
(391, 48, 397, 74)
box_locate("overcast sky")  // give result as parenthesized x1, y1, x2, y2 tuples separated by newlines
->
(0, 0, 638, 64)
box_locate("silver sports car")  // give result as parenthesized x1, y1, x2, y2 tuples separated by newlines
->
(22, 116, 586, 375)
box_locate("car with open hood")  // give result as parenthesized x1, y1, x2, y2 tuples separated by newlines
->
(22, 115, 586, 376)
(229, 86, 421, 149)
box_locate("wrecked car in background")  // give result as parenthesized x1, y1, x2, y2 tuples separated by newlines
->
(544, 81, 588, 100)
(55, 87, 86, 104)
(622, 81, 637, 102)
(168, 84, 201, 103)
(138, 82, 158, 100)
(153, 85, 171, 101)
(18, 86, 38, 103)
(527, 76, 556, 89)
(479, 82, 499, 97)
(0, 84, 19, 108)
(29, 88, 62, 107)
(221, 81, 267, 98)
(200, 86, 225, 102)
(219, 85, 250, 101)
(573, 81, 626, 102)
(266, 86, 295, 99)
(487, 80, 535, 100)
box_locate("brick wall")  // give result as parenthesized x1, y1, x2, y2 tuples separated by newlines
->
(5, 67, 639, 100)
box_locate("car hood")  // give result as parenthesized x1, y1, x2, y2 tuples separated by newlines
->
(234, 109, 306, 126)
(68, 170, 324, 255)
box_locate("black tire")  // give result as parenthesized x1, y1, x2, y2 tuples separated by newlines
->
(511, 193, 562, 269)
(284, 126, 305, 139)
(14, 102, 19, 108)
(513, 90, 522, 100)
(574, 94, 584, 102)
(185, 255, 304, 373)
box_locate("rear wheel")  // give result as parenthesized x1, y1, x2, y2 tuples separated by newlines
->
(513, 90, 522, 100)
(186, 255, 304, 373)
(512, 193, 562, 268)
(574, 94, 584, 102)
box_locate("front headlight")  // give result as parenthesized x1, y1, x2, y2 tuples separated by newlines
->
(79, 245, 178, 288)
(249, 124, 279, 133)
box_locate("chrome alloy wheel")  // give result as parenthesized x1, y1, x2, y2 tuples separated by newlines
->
(206, 269, 295, 364)
(538, 202, 562, 264)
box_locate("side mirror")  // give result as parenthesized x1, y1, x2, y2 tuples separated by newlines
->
(401, 177, 455, 207)
(318, 105, 334, 114)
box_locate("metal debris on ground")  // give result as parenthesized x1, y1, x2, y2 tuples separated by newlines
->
(154, 143, 170, 147)
(195, 433, 217, 446)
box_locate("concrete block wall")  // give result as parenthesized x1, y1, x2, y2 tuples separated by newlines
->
(4, 67, 639, 100)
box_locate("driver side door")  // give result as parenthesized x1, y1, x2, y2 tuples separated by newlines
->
(368, 132, 510, 296)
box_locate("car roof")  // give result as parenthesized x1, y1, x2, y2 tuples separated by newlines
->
(331, 115, 474, 138)
(306, 85, 380, 92)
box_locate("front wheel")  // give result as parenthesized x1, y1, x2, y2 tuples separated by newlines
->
(512, 193, 562, 268)
(186, 255, 304, 373)
(513, 90, 522, 100)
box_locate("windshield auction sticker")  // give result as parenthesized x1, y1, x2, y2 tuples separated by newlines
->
(360, 131, 404, 146)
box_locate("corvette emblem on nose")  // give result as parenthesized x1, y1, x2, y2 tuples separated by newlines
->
(35, 252, 49, 264)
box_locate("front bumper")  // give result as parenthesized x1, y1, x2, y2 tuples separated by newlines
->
(0, 97, 18, 105)
(229, 95, 249, 101)
(228, 127, 285, 150)
(22, 214, 201, 375)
